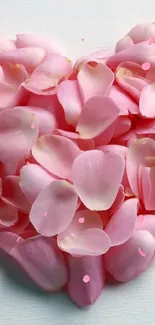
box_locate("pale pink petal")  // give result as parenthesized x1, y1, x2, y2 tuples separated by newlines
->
(76, 96, 119, 139)
(0, 47, 45, 72)
(139, 83, 155, 118)
(30, 180, 78, 236)
(0, 83, 15, 109)
(0, 233, 68, 291)
(139, 165, 155, 210)
(58, 209, 103, 254)
(127, 23, 155, 43)
(99, 144, 128, 158)
(67, 255, 105, 306)
(104, 230, 155, 281)
(72, 150, 125, 211)
(0, 84, 29, 110)
(105, 198, 138, 246)
(115, 36, 134, 52)
(59, 228, 110, 256)
(26, 54, 72, 90)
(57, 80, 83, 126)
(108, 85, 139, 115)
(1, 63, 28, 88)
(32, 134, 80, 179)
(77, 63, 114, 102)
(136, 214, 155, 238)
(18, 106, 57, 135)
(0, 107, 39, 164)
(19, 163, 56, 204)
(107, 42, 155, 70)
(126, 138, 155, 197)
(0, 199, 18, 227)
(116, 62, 148, 101)
(16, 33, 64, 55)
(0, 36, 16, 51)
(74, 50, 110, 72)
(1, 176, 31, 212)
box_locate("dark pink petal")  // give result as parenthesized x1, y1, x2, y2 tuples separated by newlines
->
(0, 107, 39, 164)
(0, 233, 68, 292)
(54, 129, 79, 139)
(139, 83, 155, 118)
(76, 138, 95, 150)
(94, 122, 116, 146)
(76, 96, 119, 139)
(108, 85, 139, 115)
(57, 80, 82, 126)
(105, 198, 138, 246)
(72, 150, 125, 211)
(30, 180, 78, 236)
(67, 255, 105, 306)
(16, 33, 64, 55)
(113, 116, 131, 138)
(0, 199, 18, 227)
(77, 63, 114, 102)
(108, 185, 125, 215)
(0, 47, 45, 72)
(136, 214, 155, 238)
(27, 54, 72, 90)
(19, 163, 56, 204)
(115, 62, 148, 101)
(32, 134, 80, 179)
(2, 176, 31, 212)
(126, 138, 155, 197)
(115, 36, 133, 52)
(104, 230, 155, 281)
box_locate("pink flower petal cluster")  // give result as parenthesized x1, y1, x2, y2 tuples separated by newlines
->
(1, 24, 155, 307)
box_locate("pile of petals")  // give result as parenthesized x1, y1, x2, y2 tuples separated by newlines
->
(1, 23, 155, 307)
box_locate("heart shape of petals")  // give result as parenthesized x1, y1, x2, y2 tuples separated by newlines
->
(72, 150, 125, 211)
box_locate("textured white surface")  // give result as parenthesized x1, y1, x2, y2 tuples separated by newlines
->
(0, 1, 155, 324)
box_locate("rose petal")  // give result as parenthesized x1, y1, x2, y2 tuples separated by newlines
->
(32, 134, 80, 179)
(105, 198, 138, 246)
(139, 83, 155, 118)
(57, 80, 83, 126)
(2, 176, 31, 212)
(104, 230, 155, 281)
(27, 54, 72, 90)
(77, 63, 114, 102)
(0, 199, 18, 227)
(19, 163, 56, 203)
(72, 150, 125, 211)
(108, 85, 139, 115)
(30, 180, 78, 236)
(67, 255, 105, 306)
(76, 96, 119, 139)
(136, 214, 155, 238)
(0, 107, 39, 164)
(16, 33, 64, 55)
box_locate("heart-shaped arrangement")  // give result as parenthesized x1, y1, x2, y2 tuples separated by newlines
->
(0, 23, 155, 307)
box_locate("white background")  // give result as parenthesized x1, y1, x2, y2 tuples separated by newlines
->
(0, 1, 155, 324)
